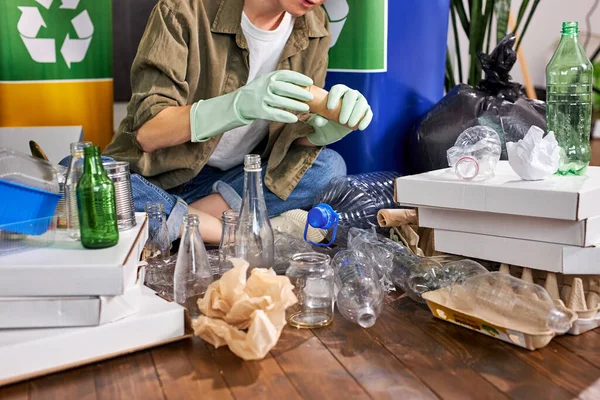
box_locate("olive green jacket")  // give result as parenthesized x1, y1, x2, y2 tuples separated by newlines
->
(104, 0, 331, 200)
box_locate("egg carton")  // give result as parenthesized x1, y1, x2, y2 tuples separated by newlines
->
(499, 264, 600, 335)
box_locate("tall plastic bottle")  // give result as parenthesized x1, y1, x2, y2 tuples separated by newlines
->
(174, 214, 213, 318)
(331, 249, 384, 328)
(235, 154, 274, 271)
(307, 172, 397, 245)
(546, 21, 594, 175)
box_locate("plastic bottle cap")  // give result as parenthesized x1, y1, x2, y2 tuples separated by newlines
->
(307, 204, 337, 230)
(357, 306, 377, 328)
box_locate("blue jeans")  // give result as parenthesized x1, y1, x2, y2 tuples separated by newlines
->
(62, 149, 346, 242)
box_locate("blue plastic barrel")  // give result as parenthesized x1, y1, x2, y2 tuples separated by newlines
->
(323, 0, 450, 175)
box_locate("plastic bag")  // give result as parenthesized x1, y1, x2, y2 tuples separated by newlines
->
(408, 34, 546, 174)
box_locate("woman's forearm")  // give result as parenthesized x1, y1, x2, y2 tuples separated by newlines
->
(136, 105, 193, 153)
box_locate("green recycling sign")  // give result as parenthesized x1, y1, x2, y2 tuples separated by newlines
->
(323, 0, 387, 72)
(0, 0, 112, 81)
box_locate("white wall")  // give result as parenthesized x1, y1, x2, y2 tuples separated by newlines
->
(449, 0, 600, 89)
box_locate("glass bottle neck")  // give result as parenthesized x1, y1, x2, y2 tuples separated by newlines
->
(243, 168, 263, 203)
(83, 148, 104, 175)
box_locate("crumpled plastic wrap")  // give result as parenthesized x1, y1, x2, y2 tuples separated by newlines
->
(507, 125, 560, 180)
(273, 229, 312, 275)
(192, 258, 298, 360)
(144, 254, 177, 301)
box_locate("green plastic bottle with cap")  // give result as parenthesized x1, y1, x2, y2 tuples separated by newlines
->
(76, 146, 119, 249)
(546, 21, 594, 175)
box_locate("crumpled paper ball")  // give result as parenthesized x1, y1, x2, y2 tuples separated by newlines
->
(192, 259, 297, 360)
(507, 126, 559, 180)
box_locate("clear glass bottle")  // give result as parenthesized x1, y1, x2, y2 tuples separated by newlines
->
(285, 252, 335, 328)
(65, 141, 92, 240)
(546, 21, 594, 175)
(143, 202, 170, 260)
(219, 210, 238, 275)
(174, 214, 213, 318)
(235, 154, 274, 271)
(76, 146, 119, 249)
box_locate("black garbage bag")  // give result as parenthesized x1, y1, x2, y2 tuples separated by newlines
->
(408, 34, 547, 174)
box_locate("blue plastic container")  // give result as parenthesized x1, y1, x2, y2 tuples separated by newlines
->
(0, 180, 62, 235)
(324, 0, 450, 175)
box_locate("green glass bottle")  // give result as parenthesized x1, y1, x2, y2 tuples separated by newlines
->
(76, 146, 119, 249)
(546, 21, 594, 175)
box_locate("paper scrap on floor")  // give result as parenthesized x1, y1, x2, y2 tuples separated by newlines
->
(192, 258, 297, 360)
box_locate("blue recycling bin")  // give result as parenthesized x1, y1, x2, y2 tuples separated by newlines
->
(323, 0, 450, 175)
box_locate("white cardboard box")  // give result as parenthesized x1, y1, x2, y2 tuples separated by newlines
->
(396, 161, 600, 221)
(0, 285, 143, 329)
(434, 229, 600, 274)
(418, 207, 600, 247)
(0, 213, 147, 297)
(0, 287, 186, 386)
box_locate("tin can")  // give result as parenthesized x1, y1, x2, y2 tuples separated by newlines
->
(102, 161, 136, 231)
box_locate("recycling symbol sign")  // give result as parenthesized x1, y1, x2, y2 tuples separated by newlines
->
(17, 0, 94, 68)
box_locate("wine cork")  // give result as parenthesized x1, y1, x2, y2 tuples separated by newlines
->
(304, 86, 365, 130)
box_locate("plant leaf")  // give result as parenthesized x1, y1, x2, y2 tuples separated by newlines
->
(453, 0, 470, 35)
(468, 0, 484, 85)
(450, 4, 464, 83)
(484, 0, 496, 54)
(495, 0, 511, 42)
(516, 0, 541, 50)
(513, 0, 530, 33)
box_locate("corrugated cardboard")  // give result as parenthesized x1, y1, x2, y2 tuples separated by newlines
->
(0, 213, 147, 297)
(418, 207, 600, 247)
(434, 230, 600, 274)
(0, 285, 143, 329)
(396, 161, 600, 221)
(0, 288, 187, 387)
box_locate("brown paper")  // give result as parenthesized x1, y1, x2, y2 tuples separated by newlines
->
(192, 259, 298, 360)
(377, 209, 418, 227)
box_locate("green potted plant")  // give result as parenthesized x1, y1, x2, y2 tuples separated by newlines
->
(445, 0, 541, 92)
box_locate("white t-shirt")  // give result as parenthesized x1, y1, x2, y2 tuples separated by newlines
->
(207, 11, 295, 170)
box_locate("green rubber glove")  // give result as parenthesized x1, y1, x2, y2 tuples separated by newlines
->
(307, 84, 374, 146)
(191, 70, 314, 142)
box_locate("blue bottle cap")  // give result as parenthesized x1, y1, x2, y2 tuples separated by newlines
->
(304, 203, 339, 247)
(307, 203, 337, 230)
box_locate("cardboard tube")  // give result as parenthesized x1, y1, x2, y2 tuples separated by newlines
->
(377, 209, 418, 227)
(304, 86, 364, 130)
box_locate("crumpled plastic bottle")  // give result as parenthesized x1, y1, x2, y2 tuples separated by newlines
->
(447, 126, 502, 181)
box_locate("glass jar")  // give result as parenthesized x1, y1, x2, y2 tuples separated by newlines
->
(219, 210, 238, 276)
(285, 252, 334, 329)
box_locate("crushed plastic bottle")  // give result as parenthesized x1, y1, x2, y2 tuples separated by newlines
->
(450, 272, 571, 334)
(406, 259, 488, 302)
(447, 126, 502, 181)
(308, 172, 398, 245)
(347, 228, 488, 303)
(331, 249, 384, 328)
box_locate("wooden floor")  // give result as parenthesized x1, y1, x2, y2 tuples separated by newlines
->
(2, 293, 600, 400)
(2, 141, 600, 399)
